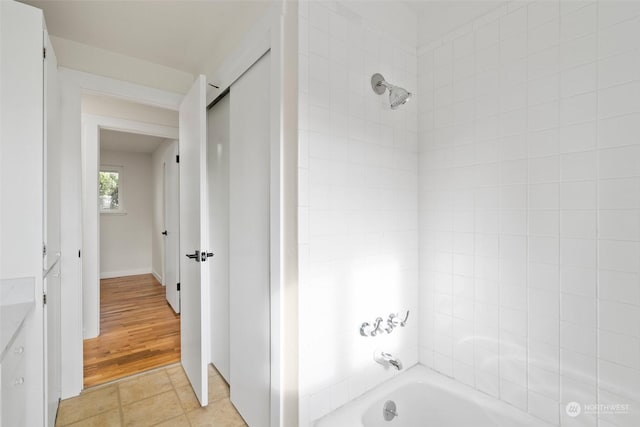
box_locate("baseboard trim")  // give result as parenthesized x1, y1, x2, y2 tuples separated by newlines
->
(152, 269, 163, 285)
(100, 268, 152, 279)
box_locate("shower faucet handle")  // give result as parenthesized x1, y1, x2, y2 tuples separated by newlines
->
(360, 322, 372, 337)
(399, 310, 410, 327)
(371, 317, 384, 336)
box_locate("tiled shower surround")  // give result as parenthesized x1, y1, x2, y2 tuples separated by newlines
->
(299, 1, 640, 426)
(298, 1, 419, 424)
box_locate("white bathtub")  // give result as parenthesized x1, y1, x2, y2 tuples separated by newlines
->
(314, 365, 552, 427)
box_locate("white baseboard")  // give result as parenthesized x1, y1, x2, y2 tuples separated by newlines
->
(100, 268, 152, 279)
(152, 269, 163, 285)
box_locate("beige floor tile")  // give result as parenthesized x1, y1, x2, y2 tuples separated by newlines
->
(208, 373, 230, 403)
(175, 384, 201, 412)
(118, 370, 173, 405)
(64, 408, 122, 427)
(166, 365, 190, 388)
(209, 365, 229, 403)
(152, 414, 190, 427)
(187, 398, 245, 427)
(122, 390, 184, 427)
(56, 385, 120, 426)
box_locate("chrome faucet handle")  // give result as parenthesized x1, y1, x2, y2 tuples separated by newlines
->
(371, 317, 384, 336)
(386, 313, 398, 333)
(399, 310, 410, 327)
(360, 322, 372, 336)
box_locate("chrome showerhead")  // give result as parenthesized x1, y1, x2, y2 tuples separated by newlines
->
(371, 73, 412, 110)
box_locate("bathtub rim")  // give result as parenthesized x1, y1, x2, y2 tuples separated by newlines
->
(313, 364, 554, 427)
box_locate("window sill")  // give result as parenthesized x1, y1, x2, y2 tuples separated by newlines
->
(100, 210, 127, 216)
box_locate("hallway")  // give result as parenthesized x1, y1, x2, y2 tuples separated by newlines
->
(83, 274, 180, 387)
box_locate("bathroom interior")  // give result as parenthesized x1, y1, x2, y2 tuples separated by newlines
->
(298, 0, 639, 426)
(1, 0, 639, 426)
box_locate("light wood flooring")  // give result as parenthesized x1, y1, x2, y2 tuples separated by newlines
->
(83, 274, 181, 387)
(56, 364, 246, 427)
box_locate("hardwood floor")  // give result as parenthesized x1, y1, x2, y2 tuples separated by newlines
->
(83, 274, 180, 388)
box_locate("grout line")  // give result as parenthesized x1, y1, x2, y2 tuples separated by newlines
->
(594, 1, 601, 426)
(117, 382, 125, 427)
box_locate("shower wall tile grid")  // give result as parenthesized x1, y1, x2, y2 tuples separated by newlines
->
(297, 1, 419, 425)
(418, 1, 640, 426)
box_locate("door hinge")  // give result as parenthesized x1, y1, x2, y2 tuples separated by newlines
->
(78, 249, 81, 258)
(43, 244, 47, 256)
(43, 293, 47, 305)
(43, 47, 46, 59)
(177, 283, 180, 291)
(176, 155, 180, 163)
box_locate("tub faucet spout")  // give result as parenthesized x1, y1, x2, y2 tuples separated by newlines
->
(389, 358, 403, 371)
(374, 350, 403, 371)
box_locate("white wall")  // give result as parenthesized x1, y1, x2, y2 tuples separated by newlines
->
(99, 149, 153, 278)
(298, 1, 419, 424)
(151, 140, 173, 283)
(83, 94, 178, 127)
(51, 36, 193, 94)
(417, 1, 640, 426)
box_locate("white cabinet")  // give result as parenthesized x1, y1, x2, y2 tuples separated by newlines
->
(2, 326, 28, 427)
(0, 277, 35, 427)
(1, 1, 59, 426)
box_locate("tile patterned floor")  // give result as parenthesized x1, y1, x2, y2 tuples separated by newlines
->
(56, 364, 247, 427)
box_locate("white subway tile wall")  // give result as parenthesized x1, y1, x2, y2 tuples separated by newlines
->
(298, 1, 419, 425)
(418, 1, 640, 426)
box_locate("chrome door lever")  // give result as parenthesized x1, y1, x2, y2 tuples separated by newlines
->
(186, 250, 200, 262)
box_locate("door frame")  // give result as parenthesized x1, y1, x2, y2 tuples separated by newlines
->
(81, 114, 178, 339)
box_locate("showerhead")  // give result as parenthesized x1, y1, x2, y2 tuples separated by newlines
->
(371, 73, 412, 110)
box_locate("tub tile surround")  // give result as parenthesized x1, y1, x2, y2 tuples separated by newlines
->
(300, 0, 640, 426)
(298, 0, 419, 424)
(418, 1, 640, 426)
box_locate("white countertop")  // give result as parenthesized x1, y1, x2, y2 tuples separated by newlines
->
(0, 277, 35, 360)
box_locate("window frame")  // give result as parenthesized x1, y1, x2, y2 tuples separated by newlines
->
(99, 165, 126, 215)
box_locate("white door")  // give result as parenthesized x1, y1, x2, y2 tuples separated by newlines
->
(44, 29, 62, 427)
(164, 141, 180, 313)
(229, 52, 271, 427)
(178, 75, 209, 406)
(207, 95, 230, 382)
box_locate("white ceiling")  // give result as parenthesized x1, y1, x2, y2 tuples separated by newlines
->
(20, 0, 504, 79)
(21, 0, 272, 75)
(100, 129, 167, 154)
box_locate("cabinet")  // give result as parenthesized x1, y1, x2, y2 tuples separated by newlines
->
(0, 278, 35, 427)
(0, 1, 60, 426)
(2, 325, 28, 427)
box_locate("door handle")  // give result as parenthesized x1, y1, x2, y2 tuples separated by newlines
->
(162, 230, 168, 236)
(186, 250, 200, 262)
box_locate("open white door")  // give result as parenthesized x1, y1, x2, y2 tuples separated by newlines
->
(178, 75, 209, 406)
(164, 141, 180, 313)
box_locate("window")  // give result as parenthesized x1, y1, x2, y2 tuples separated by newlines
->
(99, 166, 125, 214)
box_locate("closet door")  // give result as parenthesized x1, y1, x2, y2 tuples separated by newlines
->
(207, 95, 230, 382)
(229, 52, 271, 427)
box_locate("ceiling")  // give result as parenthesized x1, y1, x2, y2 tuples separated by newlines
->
(21, 0, 272, 75)
(100, 129, 167, 154)
(20, 0, 504, 79)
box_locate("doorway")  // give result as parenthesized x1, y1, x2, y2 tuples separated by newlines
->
(81, 95, 182, 387)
